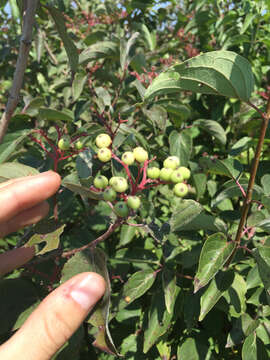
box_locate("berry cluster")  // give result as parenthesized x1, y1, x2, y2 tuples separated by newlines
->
(92, 134, 191, 218)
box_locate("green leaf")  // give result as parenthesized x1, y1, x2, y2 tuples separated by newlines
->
(242, 333, 268, 360)
(199, 157, 243, 179)
(0, 130, 32, 164)
(136, 23, 156, 51)
(144, 71, 182, 101)
(253, 247, 270, 304)
(25, 219, 65, 255)
(79, 41, 118, 64)
(0, 278, 40, 334)
(170, 199, 203, 232)
(194, 233, 235, 293)
(162, 268, 178, 314)
(0, 162, 39, 183)
(179, 212, 227, 233)
(193, 119, 227, 145)
(61, 249, 120, 356)
(169, 129, 192, 167)
(61, 181, 103, 201)
(199, 269, 234, 321)
(84, 30, 106, 46)
(223, 273, 247, 318)
(117, 269, 156, 311)
(143, 291, 173, 353)
(47, 7, 78, 73)
(143, 105, 167, 132)
(120, 32, 139, 71)
(72, 72, 87, 102)
(261, 174, 270, 195)
(177, 337, 209, 360)
(226, 314, 260, 348)
(212, 182, 263, 207)
(118, 224, 137, 247)
(145, 51, 254, 102)
(193, 173, 207, 199)
(39, 108, 73, 122)
(76, 149, 93, 179)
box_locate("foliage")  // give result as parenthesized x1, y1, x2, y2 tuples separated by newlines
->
(1, 0, 270, 359)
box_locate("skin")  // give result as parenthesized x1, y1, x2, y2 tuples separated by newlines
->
(0, 171, 106, 360)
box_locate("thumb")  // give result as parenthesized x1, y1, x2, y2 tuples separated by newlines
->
(0, 272, 106, 360)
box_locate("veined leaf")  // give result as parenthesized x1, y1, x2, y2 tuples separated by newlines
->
(199, 269, 234, 321)
(194, 233, 235, 293)
(170, 200, 203, 232)
(79, 41, 118, 65)
(47, 6, 78, 73)
(120, 32, 139, 71)
(62, 181, 104, 201)
(193, 119, 227, 145)
(144, 51, 254, 102)
(0, 162, 39, 182)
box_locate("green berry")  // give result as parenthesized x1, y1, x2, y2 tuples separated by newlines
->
(103, 187, 117, 202)
(170, 169, 184, 183)
(163, 156, 180, 170)
(58, 136, 71, 151)
(174, 183, 188, 197)
(93, 175, 108, 189)
(147, 167, 160, 179)
(114, 201, 129, 217)
(178, 166, 191, 180)
(127, 196, 141, 210)
(96, 133, 112, 148)
(122, 151, 135, 165)
(97, 148, 112, 162)
(109, 177, 118, 186)
(159, 167, 173, 181)
(133, 147, 148, 163)
(111, 177, 128, 193)
(74, 140, 84, 150)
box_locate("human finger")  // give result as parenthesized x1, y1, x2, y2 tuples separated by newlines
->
(0, 272, 106, 360)
(0, 246, 35, 277)
(0, 200, 49, 238)
(0, 171, 61, 223)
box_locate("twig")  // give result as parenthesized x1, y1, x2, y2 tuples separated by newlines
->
(0, 0, 38, 143)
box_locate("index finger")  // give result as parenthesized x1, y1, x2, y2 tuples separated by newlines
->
(0, 171, 61, 223)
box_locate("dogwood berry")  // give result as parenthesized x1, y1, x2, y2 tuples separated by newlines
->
(178, 166, 191, 180)
(103, 187, 117, 202)
(127, 196, 141, 210)
(122, 151, 135, 165)
(147, 167, 160, 179)
(170, 169, 184, 183)
(97, 148, 112, 162)
(163, 156, 180, 170)
(174, 183, 188, 197)
(114, 201, 129, 217)
(133, 147, 148, 163)
(111, 177, 128, 193)
(58, 136, 71, 150)
(94, 175, 108, 189)
(96, 133, 112, 148)
(159, 167, 173, 181)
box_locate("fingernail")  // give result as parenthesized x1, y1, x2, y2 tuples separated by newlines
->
(70, 274, 104, 310)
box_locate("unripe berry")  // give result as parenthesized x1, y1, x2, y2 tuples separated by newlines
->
(163, 156, 180, 170)
(103, 187, 117, 202)
(170, 169, 184, 183)
(133, 147, 148, 163)
(147, 167, 160, 179)
(58, 135, 71, 151)
(111, 177, 128, 193)
(174, 183, 188, 197)
(74, 140, 84, 150)
(114, 201, 129, 217)
(109, 177, 118, 186)
(96, 133, 112, 148)
(97, 148, 112, 162)
(159, 167, 173, 181)
(122, 151, 135, 165)
(93, 175, 108, 189)
(178, 166, 191, 180)
(127, 196, 141, 210)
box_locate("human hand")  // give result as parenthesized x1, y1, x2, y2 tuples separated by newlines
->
(0, 171, 106, 360)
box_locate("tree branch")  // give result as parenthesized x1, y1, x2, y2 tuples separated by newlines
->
(0, 0, 38, 143)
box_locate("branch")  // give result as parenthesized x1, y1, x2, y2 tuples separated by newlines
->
(0, 0, 38, 143)
(226, 94, 270, 266)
